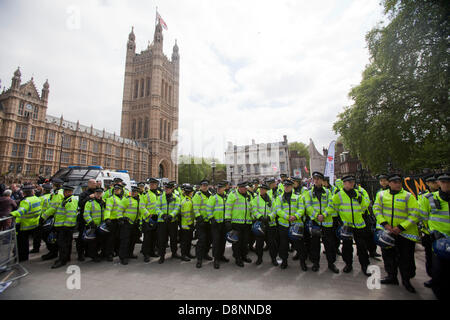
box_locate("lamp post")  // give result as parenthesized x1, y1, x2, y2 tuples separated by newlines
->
(241, 167, 244, 181)
(211, 160, 216, 185)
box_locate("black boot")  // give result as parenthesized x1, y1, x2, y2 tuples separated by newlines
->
(272, 258, 279, 266)
(42, 252, 58, 261)
(328, 264, 339, 274)
(402, 279, 416, 293)
(312, 263, 320, 272)
(280, 259, 288, 269)
(235, 259, 244, 267)
(203, 254, 213, 261)
(172, 253, 181, 259)
(144, 255, 150, 263)
(120, 258, 128, 265)
(51, 260, 66, 269)
(255, 257, 263, 265)
(292, 252, 300, 261)
(220, 256, 229, 263)
(187, 253, 196, 259)
(343, 264, 353, 273)
(361, 265, 371, 277)
(381, 275, 399, 285)
(300, 260, 307, 271)
(424, 279, 433, 288)
(196, 260, 202, 268)
(77, 253, 85, 262)
(181, 255, 190, 262)
(242, 256, 252, 263)
(158, 256, 165, 264)
(106, 255, 113, 262)
(30, 248, 40, 254)
(214, 260, 220, 269)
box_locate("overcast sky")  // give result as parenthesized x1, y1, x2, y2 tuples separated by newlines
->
(0, 0, 384, 163)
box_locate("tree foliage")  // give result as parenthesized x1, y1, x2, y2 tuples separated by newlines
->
(177, 155, 226, 185)
(333, 0, 450, 173)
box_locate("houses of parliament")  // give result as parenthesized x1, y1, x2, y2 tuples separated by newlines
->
(0, 21, 179, 183)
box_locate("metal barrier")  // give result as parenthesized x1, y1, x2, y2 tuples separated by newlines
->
(0, 216, 28, 286)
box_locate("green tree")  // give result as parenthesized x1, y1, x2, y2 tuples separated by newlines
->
(333, 0, 450, 173)
(289, 142, 310, 171)
(177, 156, 226, 185)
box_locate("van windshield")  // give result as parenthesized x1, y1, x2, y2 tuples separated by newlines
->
(51, 167, 101, 196)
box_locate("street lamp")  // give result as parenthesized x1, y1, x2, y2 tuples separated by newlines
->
(211, 160, 216, 185)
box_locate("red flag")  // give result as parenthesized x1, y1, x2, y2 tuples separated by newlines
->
(304, 166, 309, 174)
(157, 12, 168, 30)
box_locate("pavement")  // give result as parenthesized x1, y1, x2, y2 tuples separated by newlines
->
(0, 241, 436, 300)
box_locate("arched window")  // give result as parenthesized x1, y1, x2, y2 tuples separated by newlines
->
(138, 118, 142, 139)
(134, 80, 139, 99)
(140, 79, 144, 97)
(159, 163, 164, 178)
(167, 122, 170, 141)
(146, 77, 151, 96)
(144, 117, 149, 138)
(131, 119, 136, 139)
(160, 118, 163, 140)
(163, 120, 166, 141)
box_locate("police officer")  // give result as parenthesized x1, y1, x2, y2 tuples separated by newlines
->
(304, 172, 339, 273)
(193, 179, 213, 268)
(292, 176, 311, 262)
(156, 181, 181, 264)
(83, 187, 109, 262)
(419, 173, 450, 300)
(179, 184, 196, 261)
(418, 174, 439, 288)
(207, 181, 229, 269)
(325, 175, 371, 275)
(119, 186, 148, 265)
(11, 185, 42, 262)
(31, 183, 53, 254)
(104, 183, 126, 260)
(225, 180, 253, 267)
(148, 178, 162, 197)
(140, 183, 158, 262)
(277, 174, 288, 194)
(274, 180, 308, 270)
(373, 173, 420, 293)
(50, 185, 78, 269)
(38, 183, 58, 260)
(77, 179, 97, 261)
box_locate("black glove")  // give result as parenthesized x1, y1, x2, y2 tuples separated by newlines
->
(118, 217, 125, 226)
(88, 221, 96, 229)
(39, 217, 45, 226)
(258, 216, 263, 222)
(224, 220, 232, 232)
(166, 215, 173, 222)
(210, 217, 217, 225)
(196, 216, 204, 224)
(161, 214, 168, 221)
(105, 219, 111, 227)
(151, 214, 158, 221)
(262, 216, 269, 224)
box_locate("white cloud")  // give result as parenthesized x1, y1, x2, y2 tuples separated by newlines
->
(0, 0, 384, 164)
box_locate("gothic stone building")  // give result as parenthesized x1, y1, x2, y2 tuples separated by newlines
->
(120, 22, 179, 180)
(0, 22, 179, 183)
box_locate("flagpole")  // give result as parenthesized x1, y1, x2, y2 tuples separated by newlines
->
(155, 6, 158, 26)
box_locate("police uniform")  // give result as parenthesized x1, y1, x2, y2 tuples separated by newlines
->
(83, 188, 108, 262)
(193, 179, 213, 268)
(103, 184, 126, 260)
(419, 173, 450, 300)
(179, 184, 196, 261)
(373, 174, 421, 293)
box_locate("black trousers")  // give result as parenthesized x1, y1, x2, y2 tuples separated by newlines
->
(421, 233, 433, 278)
(196, 223, 212, 260)
(248, 231, 256, 249)
(56, 227, 73, 264)
(157, 221, 178, 257)
(211, 222, 227, 260)
(32, 225, 42, 251)
(75, 216, 86, 257)
(363, 214, 378, 254)
(303, 218, 311, 259)
(180, 226, 193, 257)
(231, 223, 251, 261)
(86, 232, 107, 259)
(278, 225, 307, 262)
(41, 229, 58, 255)
(142, 228, 158, 256)
(119, 221, 139, 259)
(255, 225, 278, 261)
(310, 226, 336, 265)
(17, 229, 35, 262)
(105, 219, 121, 257)
(431, 252, 450, 300)
(342, 228, 370, 267)
(381, 235, 416, 280)
(332, 217, 341, 252)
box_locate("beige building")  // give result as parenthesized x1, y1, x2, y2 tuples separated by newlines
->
(0, 21, 179, 184)
(0, 68, 149, 183)
(120, 23, 179, 180)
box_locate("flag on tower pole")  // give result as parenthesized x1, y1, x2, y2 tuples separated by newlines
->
(157, 11, 168, 30)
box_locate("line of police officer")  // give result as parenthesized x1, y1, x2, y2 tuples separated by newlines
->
(9, 171, 449, 300)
